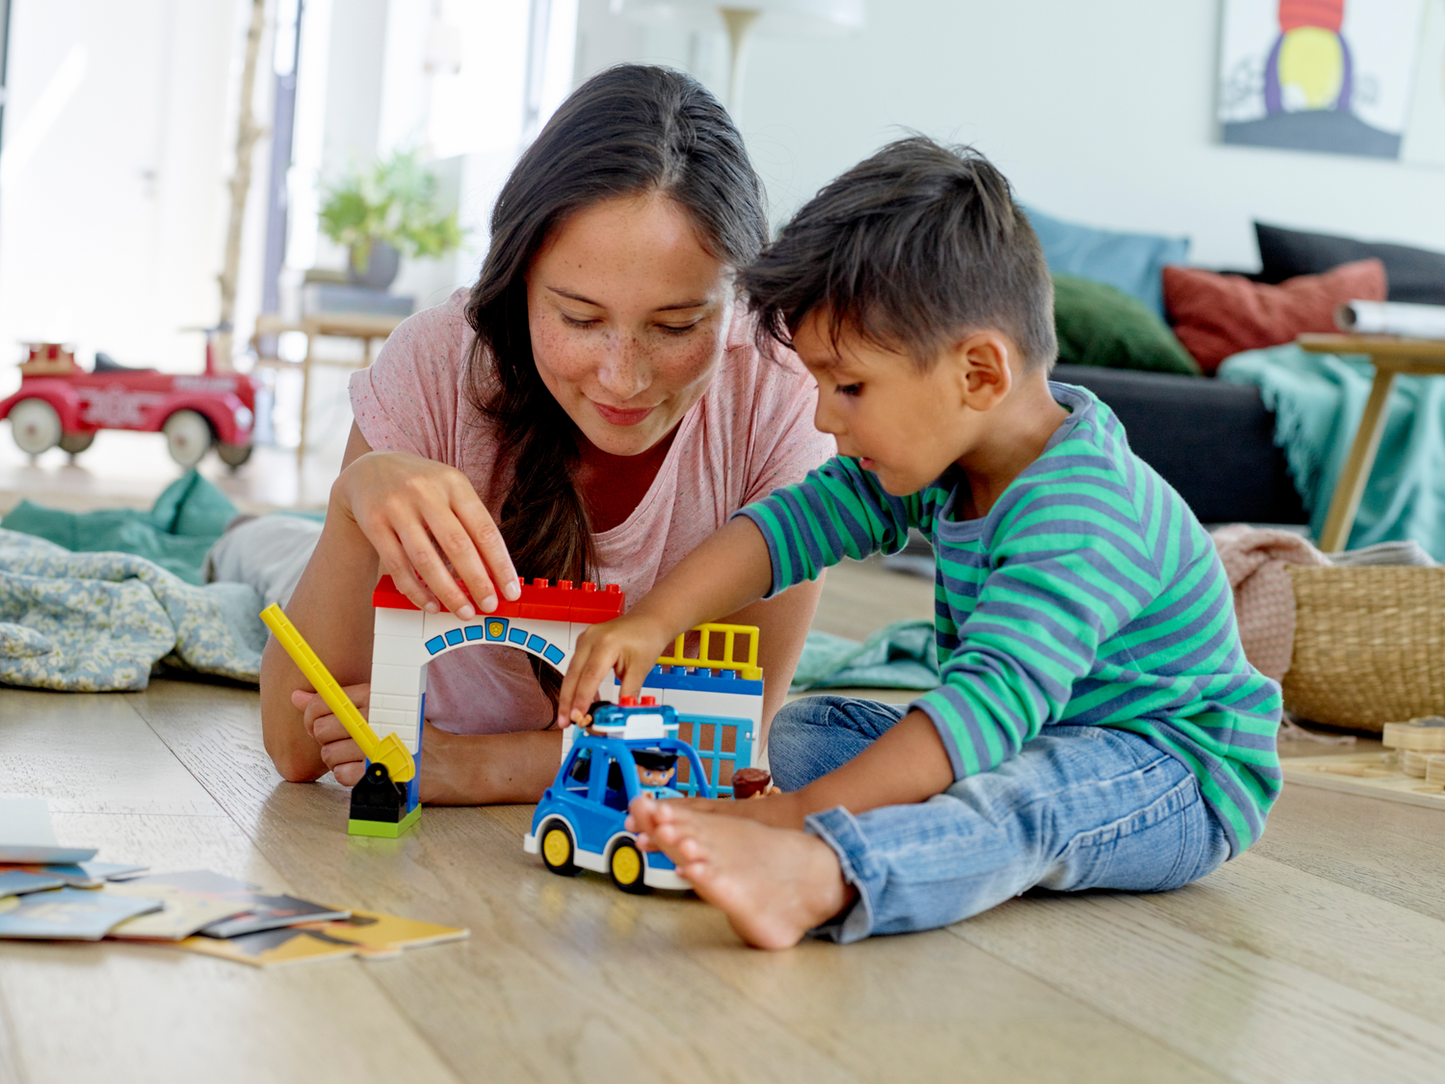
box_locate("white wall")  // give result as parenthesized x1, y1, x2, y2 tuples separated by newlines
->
(576, 0, 1445, 270)
(0, 0, 267, 386)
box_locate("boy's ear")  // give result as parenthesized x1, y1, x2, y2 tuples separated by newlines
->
(945, 331, 1013, 410)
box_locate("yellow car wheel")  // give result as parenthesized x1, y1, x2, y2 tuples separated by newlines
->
(540, 822, 578, 876)
(609, 840, 649, 894)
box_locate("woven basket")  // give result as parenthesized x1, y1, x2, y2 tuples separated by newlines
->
(1283, 565, 1445, 730)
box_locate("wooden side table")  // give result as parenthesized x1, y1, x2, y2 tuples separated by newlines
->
(253, 311, 406, 462)
(1296, 333, 1445, 552)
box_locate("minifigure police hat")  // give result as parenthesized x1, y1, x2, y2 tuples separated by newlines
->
(631, 749, 679, 771)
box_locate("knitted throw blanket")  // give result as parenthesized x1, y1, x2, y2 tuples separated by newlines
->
(1211, 525, 1329, 681)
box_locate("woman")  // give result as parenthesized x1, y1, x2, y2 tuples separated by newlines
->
(260, 65, 833, 803)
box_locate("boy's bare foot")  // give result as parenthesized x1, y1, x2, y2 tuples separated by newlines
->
(629, 796, 855, 950)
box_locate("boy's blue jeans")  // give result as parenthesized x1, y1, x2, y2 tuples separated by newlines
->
(771, 696, 1231, 944)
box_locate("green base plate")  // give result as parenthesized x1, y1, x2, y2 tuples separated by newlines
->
(348, 806, 421, 838)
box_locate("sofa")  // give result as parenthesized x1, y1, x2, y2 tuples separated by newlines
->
(1028, 210, 1445, 529)
(1053, 363, 1307, 526)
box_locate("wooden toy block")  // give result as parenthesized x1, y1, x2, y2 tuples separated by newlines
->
(1381, 716, 1445, 753)
(1427, 756, 1445, 786)
(1282, 751, 1445, 811)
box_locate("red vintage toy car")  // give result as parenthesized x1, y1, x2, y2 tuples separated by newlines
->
(0, 336, 264, 468)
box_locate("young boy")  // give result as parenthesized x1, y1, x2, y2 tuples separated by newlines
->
(556, 138, 1282, 950)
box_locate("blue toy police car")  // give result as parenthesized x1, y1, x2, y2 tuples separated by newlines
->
(523, 699, 715, 893)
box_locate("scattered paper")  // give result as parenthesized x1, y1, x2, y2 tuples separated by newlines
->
(2, 860, 150, 888)
(0, 888, 162, 940)
(177, 909, 469, 967)
(0, 871, 66, 896)
(0, 798, 98, 864)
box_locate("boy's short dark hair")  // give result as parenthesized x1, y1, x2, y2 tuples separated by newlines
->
(742, 137, 1057, 371)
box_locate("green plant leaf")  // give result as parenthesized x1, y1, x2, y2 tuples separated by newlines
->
(316, 148, 469, 265)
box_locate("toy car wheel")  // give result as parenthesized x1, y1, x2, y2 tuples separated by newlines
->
(540, 820, 580, 877)
(9, 398, 61, 455)
(163, 409, 212, 467)
(608, 840, 650, 894)
(216, 441, 253, 468)
(59, 432, 95, 456)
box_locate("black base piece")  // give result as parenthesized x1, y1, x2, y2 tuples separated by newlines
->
(350, 762, 409, 825)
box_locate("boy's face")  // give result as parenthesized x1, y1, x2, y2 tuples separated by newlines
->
(793, 314, 997, 496)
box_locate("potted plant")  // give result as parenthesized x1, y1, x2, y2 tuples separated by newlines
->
(317, 149, 465, 290)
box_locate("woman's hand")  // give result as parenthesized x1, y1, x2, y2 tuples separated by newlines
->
(555, 613, 676, 727)
(292, 685, 372, 786)
(295, 690, 451, 800)
(332, 448, 521, 619)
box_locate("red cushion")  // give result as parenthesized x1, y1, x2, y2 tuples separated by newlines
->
(1162, 258, 1387, 374)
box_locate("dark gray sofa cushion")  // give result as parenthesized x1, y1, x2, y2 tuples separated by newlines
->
(1054, 364, 1308, 526)
(1256, 222, 1445, 306)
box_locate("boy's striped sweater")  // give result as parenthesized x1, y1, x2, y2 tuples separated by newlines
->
(738, 383, 1281, 855)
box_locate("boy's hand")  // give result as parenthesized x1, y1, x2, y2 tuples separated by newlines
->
(556, 614, 674, 728)
(292, 684, 372, 786)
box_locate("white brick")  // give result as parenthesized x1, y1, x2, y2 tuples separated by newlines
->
(369, 663, 424, 697)
(373, 607, 425, 638)
(371, 692, 419, 714)
(375, 724, 417, 746)
(422, 610, 469, 639)
(367, 707, 414, 730)
(371, 632, 430, 669)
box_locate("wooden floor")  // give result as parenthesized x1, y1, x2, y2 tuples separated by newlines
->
(3, 457, 1443, 1082)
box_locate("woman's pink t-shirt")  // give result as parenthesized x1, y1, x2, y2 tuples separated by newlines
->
(349, 289, 834, 734)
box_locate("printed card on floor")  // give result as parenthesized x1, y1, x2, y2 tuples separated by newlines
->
(176, 908, 469, 967)
(0, 798, 98, 864)
(2, 861, 152, 887)
(105, 870, 259, 940)
(0, 871, 67, 896)
(0, 888, 162, 940)
(177, 925, 361, 968)
(200, 895, 350, 938)
(317, 909, 470, 958)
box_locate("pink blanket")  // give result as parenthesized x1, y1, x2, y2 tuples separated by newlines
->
(1211, 525, 1330, 681)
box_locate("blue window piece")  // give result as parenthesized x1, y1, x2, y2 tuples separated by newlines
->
(425, 635, 446, 655)
(485, 618, 509, 641)
(508, 628, 528, 645)
(526, 634, 547, 653)
(445, 628, 464, 646)
(464, 625, 485, 640)
(543, 645, 565, 666)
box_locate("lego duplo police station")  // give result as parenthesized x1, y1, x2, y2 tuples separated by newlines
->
(264, 575, 766, 838)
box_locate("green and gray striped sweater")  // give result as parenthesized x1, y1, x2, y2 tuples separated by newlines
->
(738, 383, 1281, 855)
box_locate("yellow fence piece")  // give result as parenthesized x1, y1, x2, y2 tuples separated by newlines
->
(259, 604, 416, 784)
(656, 622, 763, 681)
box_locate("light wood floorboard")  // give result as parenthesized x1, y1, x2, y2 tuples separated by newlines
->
(2, 558, 1441, 1082)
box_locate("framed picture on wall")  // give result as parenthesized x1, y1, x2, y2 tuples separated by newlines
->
(1217, 0, 1429, 159)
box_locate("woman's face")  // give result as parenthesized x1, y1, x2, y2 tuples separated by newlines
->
(525, 192, 735, 457)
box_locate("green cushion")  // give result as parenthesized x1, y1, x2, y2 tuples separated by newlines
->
(1051, 272, 1200, 376)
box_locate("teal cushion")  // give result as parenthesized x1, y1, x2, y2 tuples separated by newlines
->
(1052, 273, 1200, 376)
(1027, 206, 1189, 318)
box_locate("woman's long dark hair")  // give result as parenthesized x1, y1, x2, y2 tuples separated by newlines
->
(464, 64, 766, 708)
